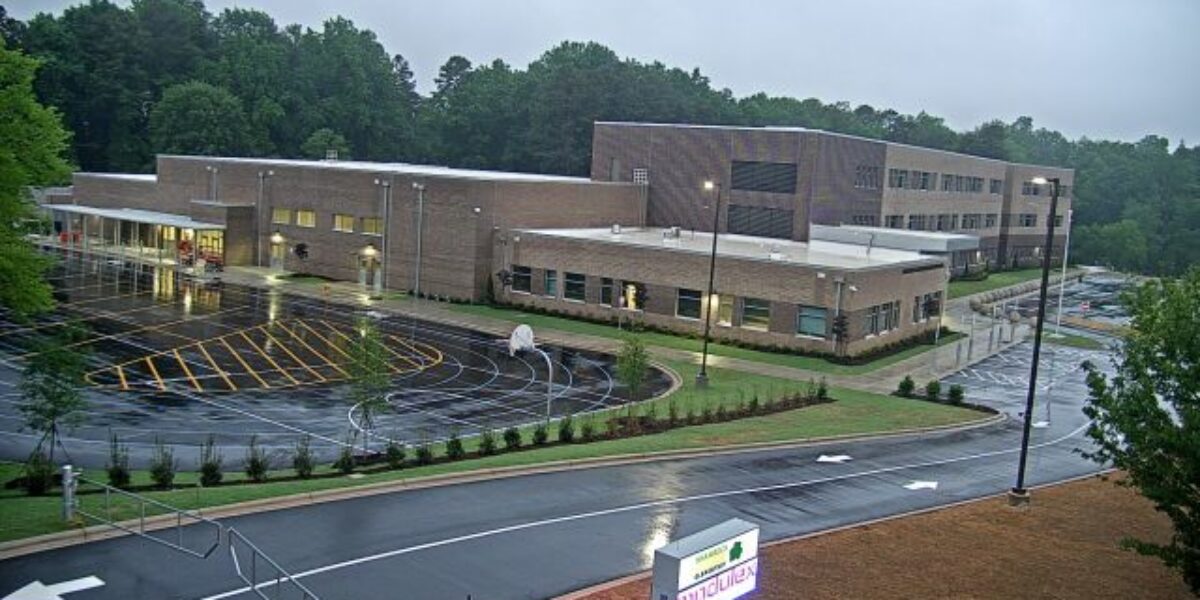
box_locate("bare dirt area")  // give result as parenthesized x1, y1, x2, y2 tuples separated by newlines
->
(577, 474, 1192, 600)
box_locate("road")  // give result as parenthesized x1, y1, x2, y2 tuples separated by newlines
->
(0, 337, 1111, 600)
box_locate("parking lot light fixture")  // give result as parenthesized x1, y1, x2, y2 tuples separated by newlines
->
(696, 179, 721, 388)
(1009, 176, 1060, 506)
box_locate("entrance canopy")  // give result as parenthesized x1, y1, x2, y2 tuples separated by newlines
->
(42, 204, 225, 230)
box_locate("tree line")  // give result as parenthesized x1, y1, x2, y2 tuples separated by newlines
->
(2, 1, 1197, 276)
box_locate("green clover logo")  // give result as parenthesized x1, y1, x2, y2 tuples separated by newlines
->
(729, 541, 743, 562)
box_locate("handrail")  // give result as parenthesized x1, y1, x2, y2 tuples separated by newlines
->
(73, 476, 222, 559)
(228, 527, 321, 600)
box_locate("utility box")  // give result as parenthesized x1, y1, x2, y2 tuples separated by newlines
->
(650, 518, 760, 600)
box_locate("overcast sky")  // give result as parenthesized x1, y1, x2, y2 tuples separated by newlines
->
(10, 0, 1200, 145)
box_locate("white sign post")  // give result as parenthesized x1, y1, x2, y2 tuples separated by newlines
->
(650, 519, 760, 600)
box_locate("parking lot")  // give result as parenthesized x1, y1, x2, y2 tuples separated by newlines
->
(0, 250, 670, 467)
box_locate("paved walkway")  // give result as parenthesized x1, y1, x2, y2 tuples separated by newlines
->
(213, 266, 1081, 396)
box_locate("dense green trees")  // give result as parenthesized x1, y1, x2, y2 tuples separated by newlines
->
(8, 1, 1198, 275)
(149, 80, 249, 155)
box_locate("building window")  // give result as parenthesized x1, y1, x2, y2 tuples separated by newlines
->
(511, 266, 532, 293)
(1019, 213, 1038, 227)
(731, 161, 797, 194)
(296, 210, 316, 228)
(887, 168, 909, 189)
(854, 165, 881, 189)
(1022, 181, 1043, 196)
(622, 282, 644, 310)
(271, 208, 292, 225)
(884, 215, 904, 229)
(564, 272, 586, 301)
(850, 214, 877, 227)
(544, 269, 558, 298)
(866, 301, 900, 336)
(727, 205, 794, 239)
(919, 292, 942, 320)
(361, 217, 383, 235)
(936, 214, 952, 231)
(333, 214, 354, 232)
(676, 288, 702, 319)
(1054, 215, 1064, 227)
(967, 177, 984, 193)
(600, 277, 614, 306)
(961, 214, 981, 229)
(741, 298, 771, 331)
(717, 295, 734, 326)
(985, 213, 998, 228)
(989, 178, 1003, 194)
(913, 296, 922, 322)
(907, 214, 927, 230)
(918, 171, 933, 190)
(796, 305, 827, 338)
(632, 168, 649, 185)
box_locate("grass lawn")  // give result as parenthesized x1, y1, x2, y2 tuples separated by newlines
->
(448, 304, 962, 375)
(1042, 331, 1107, 351)
(0, 361, 983, 543)
(948, 268, 1045, 299)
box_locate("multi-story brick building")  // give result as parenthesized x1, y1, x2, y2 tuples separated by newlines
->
(590, 122, 1073, 274)
(41, 120, 1075, 357)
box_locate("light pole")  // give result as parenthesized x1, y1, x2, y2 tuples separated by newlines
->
(256, 170, 274, 267)
(374, 178, 393, 291)
(1009, 175, 1060, 506)
(205, 165, 219, 203)
(1054, 208, 1073, 335)
(412, 182, 426, 298)
(695, 179, 722, 388)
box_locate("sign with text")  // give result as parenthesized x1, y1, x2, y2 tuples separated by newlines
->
(650, 519, 760, 600)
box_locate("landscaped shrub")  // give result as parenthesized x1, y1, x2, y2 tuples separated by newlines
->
(948, 384, 965, 404)
(149, 438, 176, 490)
(533, 423, 549, 446)
(23, 451, 53, 496)
(557, 415, 576, 444)
(580, 418, 596, 442)
(446, 432, 466, 460)
(333, 444, 355, 474)
(898, 375, 916, 397)
(747, 396, 760, 415)
(503, 427, 522, 450)
(701, 403, 714, 424)
(685, 407, 697, 425)
(817, 377, 829, 400)
(385, 440, 406, 467)
(925, 379, 942, 401)
(667, 400, 679, 427)
(198, 435, 223, 487)
(715, 404, 728, 422)
(478, 430, 497, 456)
(106, 432, 131, 489)
(293, 435, 315, 479)
(415, 443, 434, 465)
(244, 435, 271, 482)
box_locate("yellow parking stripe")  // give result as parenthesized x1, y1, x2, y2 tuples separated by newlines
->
(318, 320, 420, 369)
(197, 342, 237, 391)
(220, 337, 270, 389)
(261, 326, 325, 382)
(388, 335, 444, 366)
(239, 330, 300, 385)
(116, 364, 129, 391)
(145, 356, 166, 391)
(295, 320, 352, 359)
(174, 348, 203, 392)
(275, 322, 350, 377)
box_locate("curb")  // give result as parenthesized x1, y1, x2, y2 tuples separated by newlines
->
(556, 468, 1114, 599)
(0, 409, 1005, 560)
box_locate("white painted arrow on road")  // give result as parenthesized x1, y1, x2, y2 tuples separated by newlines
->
(4, 576, 104, 600)
(903, 480, 939, 491)
(816, 454, 852, 464)
(1033, 421, 1050, 429)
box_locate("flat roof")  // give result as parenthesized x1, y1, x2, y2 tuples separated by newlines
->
(43, 204, 224, 230)
(162, 155, 601, 184)
(77, 172, 158, 182)
(515, 227, 944, 271)
(810, 224, 980, 253)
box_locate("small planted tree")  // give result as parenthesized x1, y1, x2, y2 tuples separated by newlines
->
(414, 443, 434, 466)
(106, 432, 131, 489)
(198, 434, 223, 487)
(947, 384, 965, 405)
(347, 318, 392, 455)
(149, 437, 177, 490)
(445, 431, 465, 461)
(385, 439, 406, 468)
(925, 379, 942, 401)
(293, 435, 315, 479)
(478, 430, 497, 456)
(503, 426, 522, 451)
(616, 336, 650, 403)
(19, 322, 89, 465)
(532, 422, 549, 446)
(244, 435, 271, 482)
(580, 417, 596, 442)
(897, 375, 916, 397)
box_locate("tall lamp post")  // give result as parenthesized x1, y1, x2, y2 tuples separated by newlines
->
(1054, 208, 1073, 335)
(412, 182, 426, 298)
(696, 179, 722, 388)
(1009, 175, 1060, 506)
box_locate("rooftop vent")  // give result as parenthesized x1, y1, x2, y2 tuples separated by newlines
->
(610, 224, 622, 235)
(324, 149, 339, 161)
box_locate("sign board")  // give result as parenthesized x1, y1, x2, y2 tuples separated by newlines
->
(650, 519, 760, 600)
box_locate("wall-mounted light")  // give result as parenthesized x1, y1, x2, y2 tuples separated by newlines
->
(270, 231, 284, 245)
(361, 243, 378, 259)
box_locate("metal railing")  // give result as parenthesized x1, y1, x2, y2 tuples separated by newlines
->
(228, 527, 321, 600)
(71, 474, 222, 559)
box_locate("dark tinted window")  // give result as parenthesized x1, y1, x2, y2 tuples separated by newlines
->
(731, 161, 797, 194)
(727, 205, 794, 239)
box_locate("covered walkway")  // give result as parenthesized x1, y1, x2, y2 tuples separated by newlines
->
(42, 204, 226, 272)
